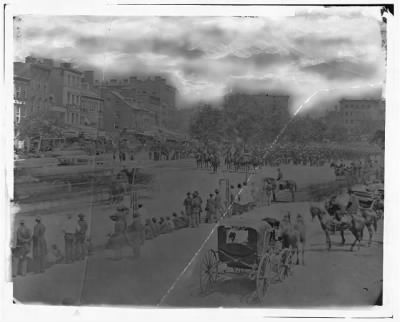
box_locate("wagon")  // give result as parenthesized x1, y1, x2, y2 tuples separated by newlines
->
(199, 216, 293, 301)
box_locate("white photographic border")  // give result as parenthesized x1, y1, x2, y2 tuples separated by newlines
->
(1, 1, 398, 321)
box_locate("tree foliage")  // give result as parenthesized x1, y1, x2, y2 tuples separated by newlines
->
(371, 129, 385, 150)
(189, 103, 357, 145)
(16, 109, 65, 140)
(189, 105, 224, 144)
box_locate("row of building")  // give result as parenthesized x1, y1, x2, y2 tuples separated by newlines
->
(13, 55, 385, 147)
(326, 98, 385, 135)
(14, 56, 178, 141)
(222, 92, 385, 136)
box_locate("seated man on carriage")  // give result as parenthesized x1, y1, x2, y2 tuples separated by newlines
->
(325, 195, 349, 226)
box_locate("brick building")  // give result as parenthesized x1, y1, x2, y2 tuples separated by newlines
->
(80, 85, 104, 132)
(339, 99, 385, 134)
(13, 75, 30, 123)
(14, 57, 52, 116)
(100, 88, 156, 134)
(96, 76, 177, 128)
(49, 62, 83, 128)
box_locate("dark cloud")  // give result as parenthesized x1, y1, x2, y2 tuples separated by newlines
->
(15, 14, 386, 109)
(293, 35, 355, 48)
(73, 35, 206, 59)
(150, 38, 205, 59)
(301, 59, 380, 81)
(221, 51, 301, 68)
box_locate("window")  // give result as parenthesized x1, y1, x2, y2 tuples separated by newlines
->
(15, 86, 21, 99)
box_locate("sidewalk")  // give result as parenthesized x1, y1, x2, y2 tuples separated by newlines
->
(13, 223, 217, 305)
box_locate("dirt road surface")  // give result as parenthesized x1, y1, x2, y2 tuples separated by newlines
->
(11, 161, 382, 306)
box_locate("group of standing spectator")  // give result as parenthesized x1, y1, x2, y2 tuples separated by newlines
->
(183, 191, 204, 227)
(106, 205, 146, 260)
(12, 214, 90, 278)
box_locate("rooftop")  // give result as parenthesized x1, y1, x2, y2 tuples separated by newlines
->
(111, 91, 154, 114)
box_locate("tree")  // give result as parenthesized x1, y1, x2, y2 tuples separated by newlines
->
(324, 123, 349, 143)
(189, 105, 224, 144)
(16, 109, 66, 151)
(371, 129, 385, 150)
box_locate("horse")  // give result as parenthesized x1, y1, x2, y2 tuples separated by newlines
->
(279, 213, 305, 265)
(211, 154, 220, 173)
(195, 152, 202, 168)
(309, 205, 369, 251)
(266, 178, 297, 202)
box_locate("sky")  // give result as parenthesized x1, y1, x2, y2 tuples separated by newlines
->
(14, 8, 386, 112)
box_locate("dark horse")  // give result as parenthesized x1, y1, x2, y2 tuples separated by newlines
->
(266, 178, 297, 202)
(310, 205, 377, 251)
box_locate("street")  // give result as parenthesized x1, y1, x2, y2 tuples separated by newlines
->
(12, 159, 383, 306)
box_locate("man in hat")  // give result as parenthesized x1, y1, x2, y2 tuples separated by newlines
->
(62, 214, 78, 263)
(136, 204, 147, 244)
(183, 192, 193, 227)
(127, 211, 142, 259)
(16, 219, 32, 276)
(205, 194, 215, 223)
(116, 205, 129, 232)
(75, 214, 88, 260)
(32, 216, 47, 273)
(214, 189, 223, 221)
(192, 191, 203, 226)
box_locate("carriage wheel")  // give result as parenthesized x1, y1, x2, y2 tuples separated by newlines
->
(256, 253, 272, 301)
(199, 249, 219, 294)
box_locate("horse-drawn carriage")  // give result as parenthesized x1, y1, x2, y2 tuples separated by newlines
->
(199, 216, 293, 301)
(351, 185, 384, 219)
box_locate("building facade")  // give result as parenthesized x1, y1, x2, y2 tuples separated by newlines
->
(95, 76, 177, 129)
(80, 85, 104, 131)
(339, 99, 385, 134)
(13, 75, 30, 123)
(14, 57, 52, 116)
(49, 62, 83, 128)
(100, 88, 156, 134)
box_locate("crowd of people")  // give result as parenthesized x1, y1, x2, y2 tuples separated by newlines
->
(104, 179, 265, 260)
(12, 214, 92, 277)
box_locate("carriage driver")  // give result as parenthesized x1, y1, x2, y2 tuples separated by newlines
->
(276, 168, 283, 181)
(325, 195, 343, 222)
